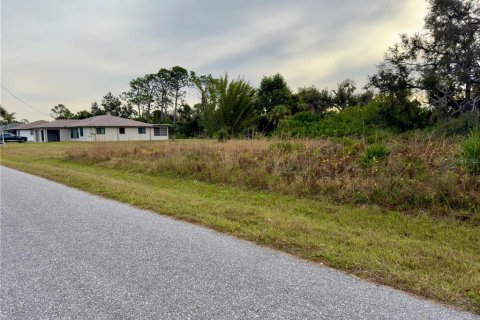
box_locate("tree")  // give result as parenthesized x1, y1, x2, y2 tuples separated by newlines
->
(256, 73, 292, 114)
(333, 79, 357, 109)
(203, 75, 257, 136)
(168, 66, 190, 124)
(297, 86, 333, 113)
(369, 0, 480, 118)
(0, 105, 16, 124)
(191, 72, 214, 111)
(90, 102, 105, 116)
(268, 105, 291, 129)
(124, 74, 157, 121)
(50, 104, 74, 119)
(154, 69, 174, 122)
(75, 110, 92, 119)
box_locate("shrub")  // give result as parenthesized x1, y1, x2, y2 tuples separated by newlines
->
(217, 128, 229, 142)
(276, 103, 392, 138)
(463, 131, 480, 175)
(434, 111, 480, 136)
(361, 143, 390, 166)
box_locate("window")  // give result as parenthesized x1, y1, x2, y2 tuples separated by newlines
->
(96, 128, 105, 135)
(80, 128, 83, 137)
(70, 128, 80, 139)
(138, 127, 146, 134)
(154, 127, 168, 136)
(30, 130, 34, 135)
(119, 127, 125, 134)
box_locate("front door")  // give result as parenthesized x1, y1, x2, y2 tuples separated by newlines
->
(41, 130, 45, 142)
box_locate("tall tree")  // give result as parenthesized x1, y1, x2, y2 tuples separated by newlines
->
(50, 104, 74, 119)
(369, 0, 480, 117)
(90, 102, 105, 116)
(332, 79, 357, 109)
(297, 86, 333, 113)
(256, 73, 292, 114)
(168, 66, 190, 124)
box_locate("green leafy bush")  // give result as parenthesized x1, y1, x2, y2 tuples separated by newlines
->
(463, 131, 480, 175)
(361, 143, 390, 166)
(276, 103, 392, 138)
(217, 128, 229, 142)
(435, 111, 479, 136)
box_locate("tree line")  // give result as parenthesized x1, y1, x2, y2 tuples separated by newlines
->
(39, 0, 480, 137)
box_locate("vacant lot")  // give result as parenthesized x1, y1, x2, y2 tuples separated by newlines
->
(1, 140, 479, 313)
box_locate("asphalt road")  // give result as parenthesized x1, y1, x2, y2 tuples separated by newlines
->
(0, 166, 477, 320)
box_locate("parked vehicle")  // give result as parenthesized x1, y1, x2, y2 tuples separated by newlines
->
(0, 133, 27, 143)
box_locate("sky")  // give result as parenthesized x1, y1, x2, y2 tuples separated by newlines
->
(1, 0, 428, 121)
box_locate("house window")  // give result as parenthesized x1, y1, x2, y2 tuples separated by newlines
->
(154, 127, 168, 136)
(96, 128, 105, 135)
(119, 127, 125, 134)
(80, 128, 83, 137)
(70, 128, 80, 139)
(30, 130, 34, 135)
(138, 127, 146, 134)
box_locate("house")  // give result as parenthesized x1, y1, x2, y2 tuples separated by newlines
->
(27, 115, 169, 142)
(7, 120, 50, 142)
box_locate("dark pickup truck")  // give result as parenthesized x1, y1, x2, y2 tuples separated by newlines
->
(0, 133, 27, 143)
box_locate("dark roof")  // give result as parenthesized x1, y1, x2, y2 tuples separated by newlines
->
(8, 120, 49, 130)
(29, 115, 164, 129)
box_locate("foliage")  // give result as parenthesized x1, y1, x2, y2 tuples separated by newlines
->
(276, 103, 389, 138)
(333, 79, 358, 109)
(216, 128, 229, 142)
(169, 66, 191, 124)
(202, 75, 257, 136)
(297, 86, 332, 113)
(463, 130, 480, 175)
(369, 0, 480, 118)
(0, 105, 16, 124)
(50, 104, 74, 119)
(375, 93, 432, 131)
(101, 91, 136, 118)
(360, 143, 390, 166)
(434, 110, 480, 136)
(256, 73, 292, 115)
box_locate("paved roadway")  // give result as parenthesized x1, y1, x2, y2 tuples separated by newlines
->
(0, 166, 477, 320)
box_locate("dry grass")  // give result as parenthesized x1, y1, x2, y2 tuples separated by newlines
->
(66, 135, 480, 223)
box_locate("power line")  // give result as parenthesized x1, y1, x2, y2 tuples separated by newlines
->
(1, 85, 52, 118)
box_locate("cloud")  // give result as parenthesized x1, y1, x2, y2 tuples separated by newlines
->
(1, 0, 427, 120)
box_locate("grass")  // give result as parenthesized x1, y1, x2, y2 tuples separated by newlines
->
(1, 141, 479, 314)
(66, 135, 479, 222)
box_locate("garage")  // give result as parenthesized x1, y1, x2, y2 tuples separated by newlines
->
(47, 130, 60, 142)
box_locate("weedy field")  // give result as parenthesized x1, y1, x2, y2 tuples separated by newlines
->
(1, 137, 479, 313)
(67, 134, 480, 222)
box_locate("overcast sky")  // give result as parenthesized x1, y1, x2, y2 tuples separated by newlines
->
(1, 0, 428, 121)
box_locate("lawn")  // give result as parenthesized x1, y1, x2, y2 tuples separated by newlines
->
(1, 141, 479, 314)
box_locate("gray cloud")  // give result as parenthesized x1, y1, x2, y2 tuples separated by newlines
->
(1, 0, 427, 120)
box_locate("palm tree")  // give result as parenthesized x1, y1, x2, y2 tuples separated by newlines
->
(0, 105, 17, 124)
(203, 75, 257, 136)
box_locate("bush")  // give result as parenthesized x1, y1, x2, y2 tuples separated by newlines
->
(361, 143, 390, 166)
(434, 111, 480, 136)
(276, 103, 391, 138)
(217, 128, 229, 142)
(463, 131, 480, 175)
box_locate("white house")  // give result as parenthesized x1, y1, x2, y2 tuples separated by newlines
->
(7, 120, 50, 142)
(28, 115, 169, 142)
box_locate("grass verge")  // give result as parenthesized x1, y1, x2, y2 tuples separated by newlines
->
(1, 142, 479, 314)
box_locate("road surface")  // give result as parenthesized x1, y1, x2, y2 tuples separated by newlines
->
(0, 166, 477, 319)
